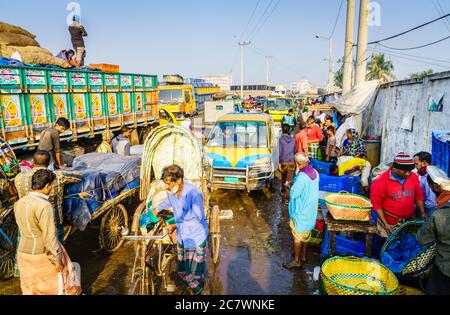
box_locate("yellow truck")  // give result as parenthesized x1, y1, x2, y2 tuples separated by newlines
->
(158, 77, 220, 122)
(265, 97, 295, 126)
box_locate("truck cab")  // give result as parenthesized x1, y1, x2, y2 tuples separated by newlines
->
(158, 85, 196, 121)
(204, 113, 279, 193)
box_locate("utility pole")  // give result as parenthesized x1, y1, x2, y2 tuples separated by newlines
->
(265, 56, 273, 87)
(354, 0, 371, 133)
(239, 41, 251, 99)
(315, 35, 334, 94)
(342, 0, 356, 95)
(328, 37, 334, 94)
(354, 0, 370, 87)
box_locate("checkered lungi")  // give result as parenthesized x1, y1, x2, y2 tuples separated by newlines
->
(308, 143, 321, 160)
(177, 241, 207, 295)
(17, 252, 60, 295)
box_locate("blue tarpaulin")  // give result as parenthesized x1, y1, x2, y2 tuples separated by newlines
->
(381, 231, 424, 273)
(63, 153, 140, 231)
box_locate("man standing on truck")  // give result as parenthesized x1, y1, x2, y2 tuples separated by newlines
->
(38, 117, 71, 170)
(69, 15, 88, 68)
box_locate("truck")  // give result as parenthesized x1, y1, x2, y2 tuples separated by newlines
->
(158, 76, 221, 121)
(0, 65, 159, 150)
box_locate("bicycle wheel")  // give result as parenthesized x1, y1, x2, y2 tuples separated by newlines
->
(209, 206, 221, 265)
(0, 223, 19, 281)
(99, 203, 129, 254)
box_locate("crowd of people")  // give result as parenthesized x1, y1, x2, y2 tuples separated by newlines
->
(278, 114, 450, 294)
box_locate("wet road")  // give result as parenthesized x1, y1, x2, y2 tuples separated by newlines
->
(0, 178, 320, 295)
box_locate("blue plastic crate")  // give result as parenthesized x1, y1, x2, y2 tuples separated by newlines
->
(432, 131, 450, 178)
(320, 231, 366, 258)
(310, 159, 333, 175)
(319, 174, 364, 195)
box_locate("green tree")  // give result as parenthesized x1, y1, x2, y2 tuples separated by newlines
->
(366, 53, 396, 83)
(409, 69, 434, 80)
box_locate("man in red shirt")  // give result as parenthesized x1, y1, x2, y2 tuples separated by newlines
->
(295, 121, 309, 155)
(370, 152, 426, 237)
(306, 116, 323, 160)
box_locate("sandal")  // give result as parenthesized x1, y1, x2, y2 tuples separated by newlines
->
(282, 261, 302, 270)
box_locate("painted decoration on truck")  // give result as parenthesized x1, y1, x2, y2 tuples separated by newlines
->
(30, 95, 47, 124)
(49, 71, 68, 87)
(71, 73, 87, 87)
(0, 68, 21, 86)
(105, 75, 119, 87)
(53, 94, 68, 119)
(144, 77, 153, 88)
(1, 95, 22, 127)
(121, 75, 132, 88)
(91, 93, 103, 117)
(73, 94, 87, 119)
(134, 76, 143, 88)
(135, 93, 143, 111)
(107, 93, 118, 115)
(122, 93, 131, 113)
(25, 70, 46, 87)
(89, 74, 102, 87)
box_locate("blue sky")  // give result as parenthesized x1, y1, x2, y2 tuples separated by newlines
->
(2, 0, 450, 87)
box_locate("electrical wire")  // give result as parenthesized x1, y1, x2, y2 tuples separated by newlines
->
(240, 0, 262, 40)
(369, 49, 450, 69)
(432, 0, 450, 32)
(248, 0, 281, 41)
(329, 0, 344, 38)
(368, 12, 450, 45)
(378, 36, 450, 51)
(246, 0, 274, 40)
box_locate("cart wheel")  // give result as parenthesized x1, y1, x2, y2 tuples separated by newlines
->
(0, 223, 19, 281)
(209, 206, 221, 265)
(99, 203, 129, 254)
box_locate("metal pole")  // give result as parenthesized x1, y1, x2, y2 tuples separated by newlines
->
(239, 41, 251, 99)
(343, 0, 356, 94)
(265, 56, 273, 87)
(354, 0, 370, 87)
(328, 37, 334, 94)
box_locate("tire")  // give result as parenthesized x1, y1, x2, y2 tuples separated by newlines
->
(0, 223, 19, 281)
(99, 203, 129, 254)
(209, 206, 221, 265)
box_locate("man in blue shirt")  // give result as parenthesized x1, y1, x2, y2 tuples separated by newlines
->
(281, 109, 296, 133)
(156, 165, 209, 295)
(414, 152, 437, 216)
(283, 153, 319, 269)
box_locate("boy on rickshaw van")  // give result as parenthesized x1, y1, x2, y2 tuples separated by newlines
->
(152, 165, 210, 295)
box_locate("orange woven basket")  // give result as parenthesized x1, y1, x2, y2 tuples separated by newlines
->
(325, 192, 373, 222)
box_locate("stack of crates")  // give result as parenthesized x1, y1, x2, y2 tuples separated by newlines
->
(432, 131, 450, 177)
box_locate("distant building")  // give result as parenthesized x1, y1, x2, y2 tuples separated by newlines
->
(291, 80, 313, 94)
(200, 75, 232, 91)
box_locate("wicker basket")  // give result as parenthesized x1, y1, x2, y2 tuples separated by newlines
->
(325, 192, 373, 222)
(320, 256, 399, 295)
(381, 221, 437, 277)
(395, 285, 425, 295)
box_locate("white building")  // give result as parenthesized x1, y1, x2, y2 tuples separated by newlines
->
(290, 80, 313, 94)
(200, 75, 232, 91)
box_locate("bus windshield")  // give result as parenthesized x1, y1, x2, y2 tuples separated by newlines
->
(159, 89, 183, 104)
(266, 99, 292, 111)
(207, 121, 268, 148)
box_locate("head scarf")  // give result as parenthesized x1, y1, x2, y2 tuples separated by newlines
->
(346, 128, 366, 157)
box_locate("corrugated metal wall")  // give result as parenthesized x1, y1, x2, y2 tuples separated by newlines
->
(362, 71, 450, 164)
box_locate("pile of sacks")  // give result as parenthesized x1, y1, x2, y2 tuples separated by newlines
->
(0, 21, 70, 68)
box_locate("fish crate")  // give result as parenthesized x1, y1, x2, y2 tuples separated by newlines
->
(321, 231, 366, 258)
(319, 174, 364, 195)
(311, 159, 333, 175)
(432, 131, 450, 178)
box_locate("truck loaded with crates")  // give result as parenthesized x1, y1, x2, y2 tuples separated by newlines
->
(0, 64, 159, 150)
(158, 75, 221, 121)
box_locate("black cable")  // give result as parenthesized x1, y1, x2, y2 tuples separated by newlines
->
(329, 0, 344, 38)
(247, 0, 275, 40)
(240, 0, 262, 40)
(378, 36, 450, 51)
(249, 0, 281, 40)
(368, 12, 450, 45)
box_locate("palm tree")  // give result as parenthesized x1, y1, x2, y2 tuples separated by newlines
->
(366, 53, 396, 83)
